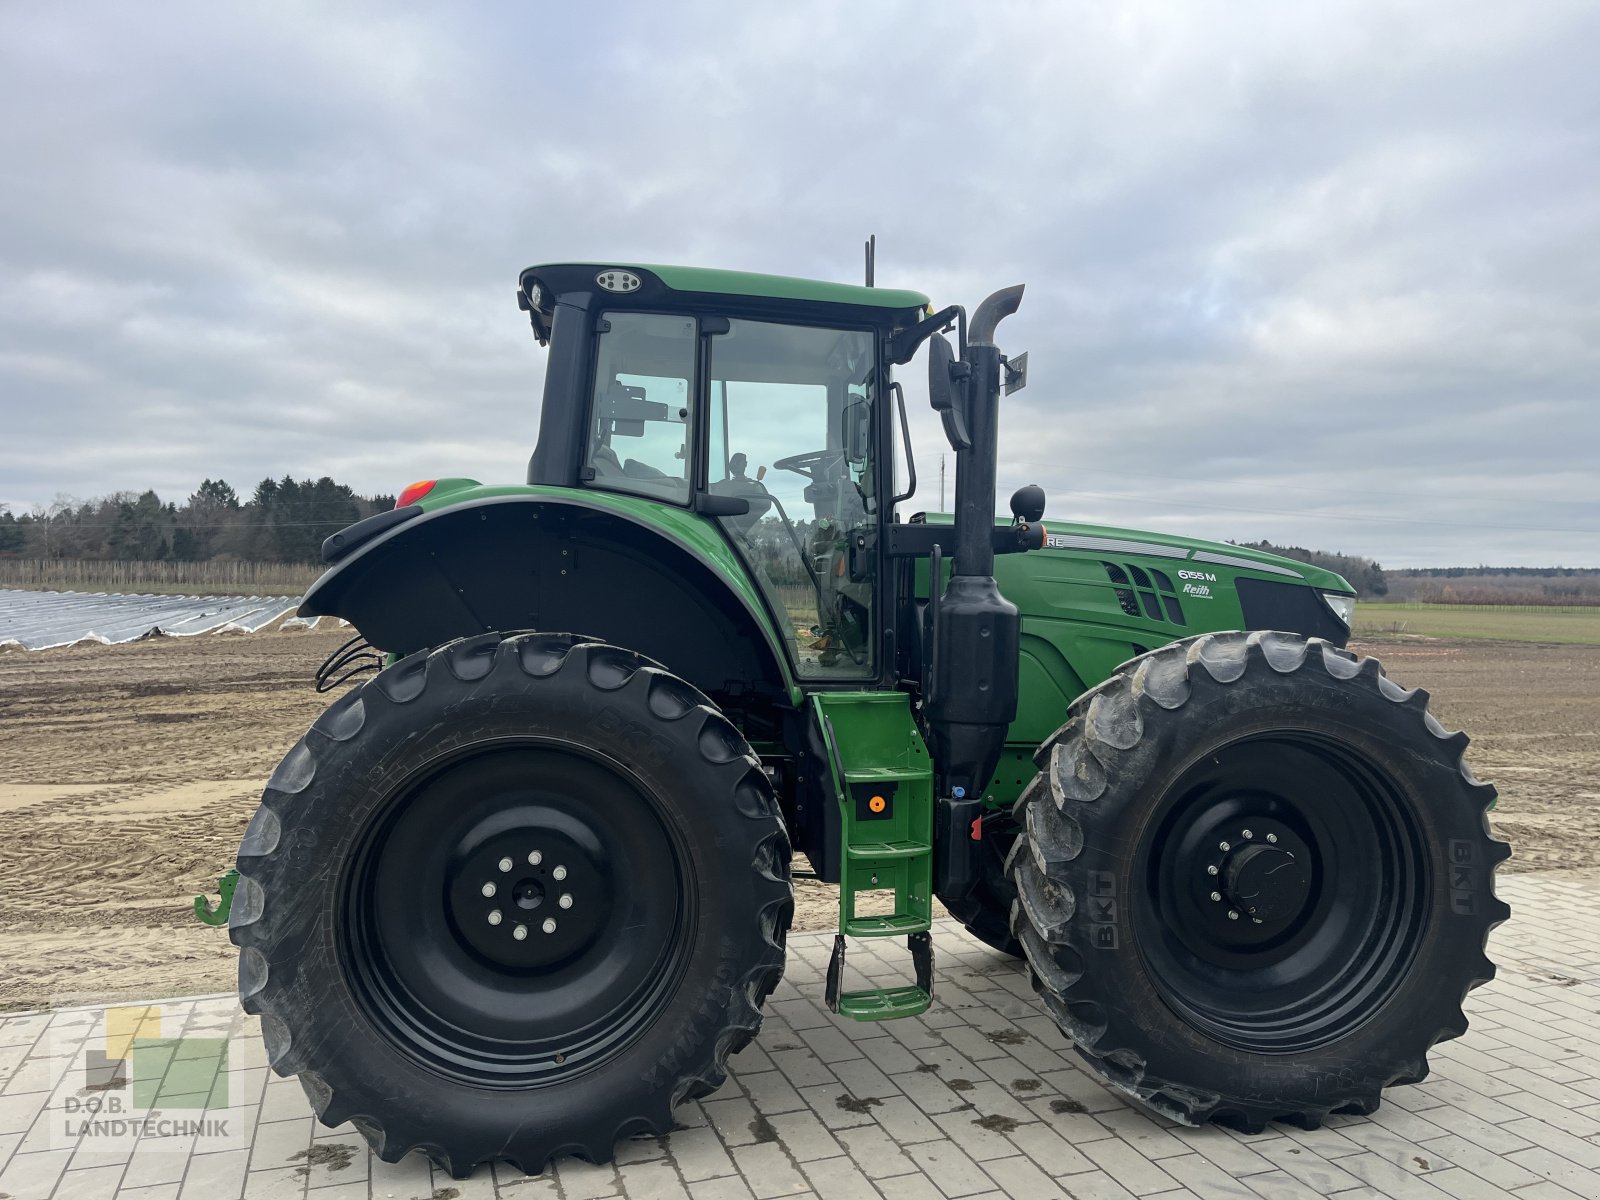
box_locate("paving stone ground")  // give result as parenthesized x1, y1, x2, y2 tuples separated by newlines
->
(2, 868, 1597, 1200)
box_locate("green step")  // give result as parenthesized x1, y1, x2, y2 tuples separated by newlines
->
(825, 932, 935, 1020)
(844, 914, 931, 937)
(836, 986, 932, 1021)
(811, 691, 934, 945)
(845, 839, 930, 861)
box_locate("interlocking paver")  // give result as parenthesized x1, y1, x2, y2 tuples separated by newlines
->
(728, 1140, 807, 1198)
(834, 1123, 918, 1179)
(743, 1070, 808, 1117)
(1230, 1170, 1332, 1200)
(0, 1148, 73, 1200)
(765, 1109, 844, 1163)
(1422, 1166, 1521, 1200)
(1505, 1144, 1600, 1194)
(794, 1155, 878, 1199)
(706, 1094, 765, 1147)
(55, 1162, 124, 1200)
(177, 1148, 249, 1200)
(1080, 1136, 1180, 1195)
(0, 869, 1596, 1198)
(873, 1173, 944, 1200)
(1055, 1168, 1140, 1199)
(1002, 1120, 1094, 1178)
(1167, 1129, 1274, 1179)
(1266, 1144, 1366, 1194)
(904, 1140, 996, 1197)
(616, 1156, 690, 1200)
(556, 1155, 621, 1198)
(978, 1153, 1067, 1199)
(1514, 1182, 1598, 1200)
(667, 1123, 739, 1182)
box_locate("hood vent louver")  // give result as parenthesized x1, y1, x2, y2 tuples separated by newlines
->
(1102, 561, 1186, 627)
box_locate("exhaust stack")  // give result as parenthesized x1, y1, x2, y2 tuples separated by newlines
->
(925, 285, 1025, 803)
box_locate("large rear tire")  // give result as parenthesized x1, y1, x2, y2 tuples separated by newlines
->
(1007, 631, 1508, 1130)
(230, 633, 792, 1176)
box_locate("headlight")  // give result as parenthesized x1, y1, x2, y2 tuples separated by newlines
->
(1321, 592, 1356, 626)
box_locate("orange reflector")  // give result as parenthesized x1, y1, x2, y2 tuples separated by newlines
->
(970, 817, 983, 840)
(869, 795, 887, 813)
(396, 480, 437, 508)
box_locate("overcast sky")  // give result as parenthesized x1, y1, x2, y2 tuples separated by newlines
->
(2, 2, 1596, 567)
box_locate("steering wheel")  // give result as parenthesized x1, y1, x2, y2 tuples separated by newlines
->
(772, 448, 844, 481)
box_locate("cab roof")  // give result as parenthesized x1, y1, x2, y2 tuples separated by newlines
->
(519, 262, 930, 318)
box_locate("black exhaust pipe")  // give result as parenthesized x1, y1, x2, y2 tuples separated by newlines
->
(926, 285, 1024, 810)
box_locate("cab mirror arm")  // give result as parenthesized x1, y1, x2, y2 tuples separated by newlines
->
(890, 305, 966, 365)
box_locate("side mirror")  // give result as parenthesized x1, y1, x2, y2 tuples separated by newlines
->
(927, 333, 972, 452)
(1010, 484, 1046, 523)
(842, 398, 870, 465)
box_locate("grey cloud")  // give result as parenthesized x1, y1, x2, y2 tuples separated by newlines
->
(1, 1, 1596, 566)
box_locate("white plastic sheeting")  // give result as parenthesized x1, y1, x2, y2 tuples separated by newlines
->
(0, 589, 303, 651)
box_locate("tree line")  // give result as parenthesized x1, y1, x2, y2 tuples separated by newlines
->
(1231, 540, 1389, 598)
(0, 477, 395, 565)
(1386, 567, 1600, 606)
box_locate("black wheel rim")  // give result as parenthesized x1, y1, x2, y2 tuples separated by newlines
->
(340, 742, 693, 1087)
(1133, 730, 1428, 1054)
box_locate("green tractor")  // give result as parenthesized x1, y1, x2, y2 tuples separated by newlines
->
(226, 262, 1507, 1176)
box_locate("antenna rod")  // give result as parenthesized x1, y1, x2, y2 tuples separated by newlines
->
(865, 234, 875, 287)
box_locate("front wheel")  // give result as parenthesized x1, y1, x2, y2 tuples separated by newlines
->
(1008, 631, 1509, 1130)
(230, 633, 792, 1176)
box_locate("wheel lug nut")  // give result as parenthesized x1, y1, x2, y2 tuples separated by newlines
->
(1210, 891, 1222, 902)
(1206, 865, 1219, 876)
(487, 909, 502, 926)
(528, 850, 543, 866)
(1266, 833, 1278, 844)
(558, 894, 573, 909)
(481, 882, 496, 898)
(498, 856, 513, 872)
(1219, 841, 1230, 852)
(1242, 829, 1253, 839)
(513, 924, 528, 941)
(1228, 910, 1240, 920)
(542, 918, 557, 934)
(552, 865, 568, 881)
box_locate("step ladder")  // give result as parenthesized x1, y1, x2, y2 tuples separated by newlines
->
(812, 692, 936, 1020)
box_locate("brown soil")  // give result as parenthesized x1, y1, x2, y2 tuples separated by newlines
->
(0, 631, 1592, 1011)
(1347, 637, 1600, 875)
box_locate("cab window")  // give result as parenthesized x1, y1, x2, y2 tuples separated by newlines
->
(706, 319, 878, 677)
(584, 312, 695, 504)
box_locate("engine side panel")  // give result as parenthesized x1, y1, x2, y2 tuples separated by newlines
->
(985, 525, 1353, 807)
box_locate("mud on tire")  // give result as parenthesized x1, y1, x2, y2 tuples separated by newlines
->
(230, 632, 793, 1176)
(1006, 630, 1510, 1130)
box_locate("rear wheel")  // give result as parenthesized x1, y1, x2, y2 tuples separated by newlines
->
(1007, 631, 1508, 1130)
(230, 633, 792, 1176)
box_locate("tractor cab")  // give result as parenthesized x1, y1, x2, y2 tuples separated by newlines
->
(519, 263, 934, 678)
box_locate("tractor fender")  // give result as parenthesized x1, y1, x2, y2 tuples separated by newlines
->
(300, 492, 798, 705)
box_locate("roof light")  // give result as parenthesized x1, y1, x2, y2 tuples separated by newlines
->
(396, 480, 436, 508)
